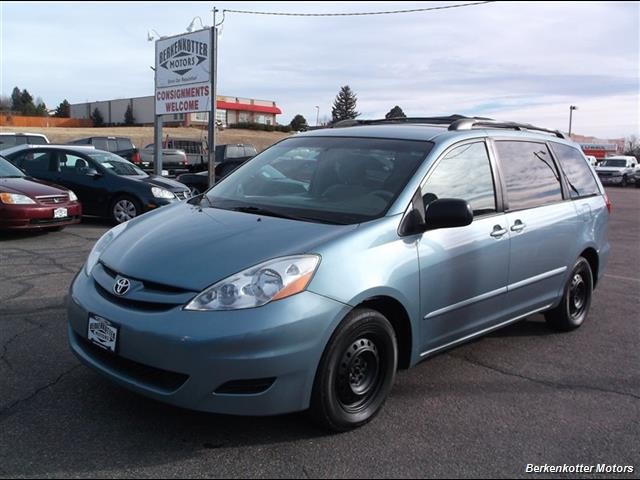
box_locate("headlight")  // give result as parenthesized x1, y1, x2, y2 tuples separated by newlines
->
(184, 255, 321, 311)
(0, 192, 36, 204)
(151, 187, 175, 199)
(68, 190, 78, 202)
(84, 222, 128, 276)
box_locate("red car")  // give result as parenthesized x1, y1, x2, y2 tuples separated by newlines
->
(0, 156, 81, 231)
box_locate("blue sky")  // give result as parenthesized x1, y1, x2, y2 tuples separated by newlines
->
(1, 1, 638, 138)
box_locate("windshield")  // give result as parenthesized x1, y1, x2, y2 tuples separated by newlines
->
(88, 152, 147, 176)
(205, 136, 432, 225)
(0, 156, 25, 177)
(600, 159, 627, 167)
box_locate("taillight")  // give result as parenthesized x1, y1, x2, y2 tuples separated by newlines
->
(604, 192, 612, 214)
(132, 152, 141, 164)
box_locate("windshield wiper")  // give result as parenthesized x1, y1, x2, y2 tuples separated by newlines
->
(230, 205, 307, 221)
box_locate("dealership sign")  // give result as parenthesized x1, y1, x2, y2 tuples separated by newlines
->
(155, 29, 212, 115)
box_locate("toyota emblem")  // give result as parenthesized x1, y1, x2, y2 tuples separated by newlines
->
(113, 277, 131, 296)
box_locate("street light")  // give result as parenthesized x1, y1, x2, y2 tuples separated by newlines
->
(568, 105, 578, 136)
(315, 106, 320, 126)
(147, 29, 165, 42)
(186, 16, 209, 32)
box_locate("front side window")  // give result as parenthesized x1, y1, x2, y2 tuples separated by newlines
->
(422, 141, 497, 216)
(60, 153, 91, 175)
(550, 143, 600, 198)
(494, 141, 563, 211)
(206, 136, 432, 225)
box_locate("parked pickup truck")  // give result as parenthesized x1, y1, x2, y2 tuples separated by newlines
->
(175, 143, 258, 195)
(139, 144, 189, 176)
(67, 136, 141, 165)
(595, 156, 638, 187)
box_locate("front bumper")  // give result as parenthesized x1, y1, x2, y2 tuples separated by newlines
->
(67, 271, 349, 416)
(0, 202, 82, 230)
(597, 175, 623, 185)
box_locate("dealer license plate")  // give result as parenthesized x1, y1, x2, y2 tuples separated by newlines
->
(53, 207, 67, 219)
(87, 315, 118, 353)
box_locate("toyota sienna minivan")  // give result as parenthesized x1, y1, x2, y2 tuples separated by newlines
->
(68, 116, 610, 431)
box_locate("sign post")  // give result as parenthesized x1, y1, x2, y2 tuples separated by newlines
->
(153, 27, 213, 178)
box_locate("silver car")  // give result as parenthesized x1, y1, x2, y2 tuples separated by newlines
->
(68, 116, 610, 431)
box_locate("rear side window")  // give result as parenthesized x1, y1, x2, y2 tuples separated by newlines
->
(92, 138, 108, 150)
(494, 141, 563, 211)
(550, 143, 600, 199)
(422, 141, 496, 215)
(116, 138, 133, 150)
(13, 151, 56, 174)
(226, 145, 245, 158)
(27, 135, 47, 145)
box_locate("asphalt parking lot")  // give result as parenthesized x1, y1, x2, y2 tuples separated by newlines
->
(0, 187, 638, 478)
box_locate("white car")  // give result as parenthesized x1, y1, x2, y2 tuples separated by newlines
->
(594, 156, 638, 187)
(0, 132, 49, 150)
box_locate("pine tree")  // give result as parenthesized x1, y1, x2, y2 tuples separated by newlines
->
(10, 87, 22, 112)
(385, 106, 406, 119)
(54, 99, 71, 118)
(124, 104, 135, 125)
(91, 108, 104, 127)
(20, 89, 36, 115)
(289, 114, 308, 131)
(331, 85, 360, 123)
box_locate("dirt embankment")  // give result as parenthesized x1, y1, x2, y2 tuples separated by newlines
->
(0, 126, 291, 152)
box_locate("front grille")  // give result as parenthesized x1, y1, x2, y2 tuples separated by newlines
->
(29, 216, 79, 225)
(36, 195, 68, 204)
(75, 333, 189, 393)
(94, 281, 176, 312)
(99, 261, 191, 294)
(174, 191, 190, 200)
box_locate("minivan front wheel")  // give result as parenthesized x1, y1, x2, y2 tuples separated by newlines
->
(110, 196, 141, 224)
(310, 308, 397, 432)
(545, 257, 593, 331)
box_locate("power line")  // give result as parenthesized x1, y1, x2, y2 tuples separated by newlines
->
(223, 1, 496, 18)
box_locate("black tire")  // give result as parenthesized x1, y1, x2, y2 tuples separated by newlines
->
(310, 308, 397, 432)
(110, 195, 142, 224)
(46, 226, 65, 232)
(621, 175, 628, 187)
(545, 257, 593, 331)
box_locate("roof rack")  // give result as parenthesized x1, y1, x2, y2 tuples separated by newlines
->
(329, 115, 566, 139)
(449, 118, 566, 139)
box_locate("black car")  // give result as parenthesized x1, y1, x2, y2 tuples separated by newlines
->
(67, 136, 141, 165)
(3, 145, 190, 223)
(176, 143, 258, 195)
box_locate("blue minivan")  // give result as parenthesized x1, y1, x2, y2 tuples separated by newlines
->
(68, 117, 610, 431)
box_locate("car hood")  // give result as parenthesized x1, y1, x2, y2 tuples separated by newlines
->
(100, 202, 357, 291)
(0, 177, 67, 197)
(139, 175, 189, 192)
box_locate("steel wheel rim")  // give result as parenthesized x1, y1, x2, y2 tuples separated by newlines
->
(114, 200, 137, 223)
(336, 337, 381, 413)
(569, 270, 587, 319)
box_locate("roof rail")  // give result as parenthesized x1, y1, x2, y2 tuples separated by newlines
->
(331, 115, 492, 128)
(449, 119, 566, 139)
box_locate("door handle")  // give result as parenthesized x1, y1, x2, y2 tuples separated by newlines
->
(511, 220, 526, 232)
(490, 225, 508, 238)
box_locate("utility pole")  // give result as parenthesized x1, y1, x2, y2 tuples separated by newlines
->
(207, 7, 219, 188)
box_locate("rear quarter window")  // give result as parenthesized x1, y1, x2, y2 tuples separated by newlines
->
(550, 142, 600, 198)
(27, 136, 48, 145)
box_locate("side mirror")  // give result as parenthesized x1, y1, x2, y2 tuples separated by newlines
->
(85, 168, 100, 177)
(424, 198, 473, 230)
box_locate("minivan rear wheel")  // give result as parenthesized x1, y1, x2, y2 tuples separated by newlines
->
(545, 257, 593, 331)
(310, 308, 397, 432)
